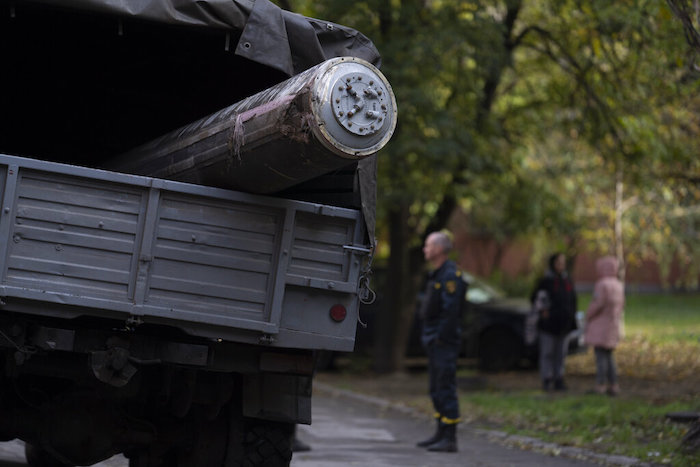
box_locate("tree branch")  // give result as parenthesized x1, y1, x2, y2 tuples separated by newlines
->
(665, 171, 700, 184)
(667, 0, 700, 53)
(521, 26, 634, 160)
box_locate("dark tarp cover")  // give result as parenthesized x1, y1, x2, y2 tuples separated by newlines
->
(19, 0, 382, 75)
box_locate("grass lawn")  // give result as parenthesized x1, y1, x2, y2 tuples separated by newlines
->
(462, 292, 700, 466)
(579, 292, 700, 344)
(461, 382, 699, 465)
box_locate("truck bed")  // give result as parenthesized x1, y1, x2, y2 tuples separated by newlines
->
(0, 153, 367, 351)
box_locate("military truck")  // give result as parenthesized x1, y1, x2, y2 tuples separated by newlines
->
(0, 1, 396, 465)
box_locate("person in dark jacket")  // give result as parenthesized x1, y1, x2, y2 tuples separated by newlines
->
(530, 252, 577, 391)
(415, 231, 467, 453)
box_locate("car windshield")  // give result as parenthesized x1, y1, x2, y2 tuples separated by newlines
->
(463, 272, 506, 304)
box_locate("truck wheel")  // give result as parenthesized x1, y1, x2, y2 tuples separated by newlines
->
(228, 419, 294, 467)
(24, 444, 73, 467)
(137, 405, 229, 467)
(128, 412, 293, 466)
(478, 327, 522, 372)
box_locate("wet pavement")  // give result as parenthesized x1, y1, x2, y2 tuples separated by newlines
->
(291, 383, 607, 467)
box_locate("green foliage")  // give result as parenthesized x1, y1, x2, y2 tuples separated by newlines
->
(508, 1, 700, 285)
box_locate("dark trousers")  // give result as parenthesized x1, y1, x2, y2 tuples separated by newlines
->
(426, 342, 460, 421)
(539, 331, 567, 382)
(594, 346, 617, 385)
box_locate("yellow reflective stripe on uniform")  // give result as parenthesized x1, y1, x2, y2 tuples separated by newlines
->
(434, 283, 441, 289)
(456, 270, 462, 277)
(440, 416, 461, 425)
(433, 412, 441, 419)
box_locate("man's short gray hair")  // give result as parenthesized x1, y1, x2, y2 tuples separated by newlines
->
(429, 231, 453, 253)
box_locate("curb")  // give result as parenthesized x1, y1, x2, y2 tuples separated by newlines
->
(313, 381, 648, 467)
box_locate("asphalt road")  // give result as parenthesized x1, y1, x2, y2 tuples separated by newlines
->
(0, 387, 618, 467)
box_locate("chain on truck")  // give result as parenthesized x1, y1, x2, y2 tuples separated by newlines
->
(0, 1, 397, 465)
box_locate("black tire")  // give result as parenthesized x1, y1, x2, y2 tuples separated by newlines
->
(127, 393, 293, 467)
(526, 352, 539, 369)
(233, 419, 294, 467)
(478, 327, 522, 372)
(667, 411, 700, 424)
(128, 405, 228, 467)
(126, 446, 180, 467)
(682, 419, 700, 451)
(24, 444, 73, 467)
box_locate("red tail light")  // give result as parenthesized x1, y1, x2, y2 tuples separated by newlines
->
(329, 304, 347, 322)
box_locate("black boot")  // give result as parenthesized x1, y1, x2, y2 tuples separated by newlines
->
(416, 420, 444, 447)
(426, 423, 457, 452)
(554, 378, 567, 391)
(292, 437, 311, 452)
(292, 425, 311, 452)
(542, 378, 552, 392)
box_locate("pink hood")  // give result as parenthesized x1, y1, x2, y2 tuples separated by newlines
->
(596, 256, 619, 279)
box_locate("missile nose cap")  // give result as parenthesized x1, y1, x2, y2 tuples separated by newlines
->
(311, 57, 397, 159)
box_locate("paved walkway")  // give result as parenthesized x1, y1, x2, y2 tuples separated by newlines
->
(292, 383, 642, 466)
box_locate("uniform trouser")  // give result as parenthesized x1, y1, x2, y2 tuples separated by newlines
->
(594, 346, 617, 385)
(426, 342, 460, 422)
(538, 331, 567, 382)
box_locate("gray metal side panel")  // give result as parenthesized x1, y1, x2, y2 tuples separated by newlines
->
(289, 211, 353, 283)
(146, 192, 283, 323)
(7, 171, 142, 301)
(0, 153, 366, 348)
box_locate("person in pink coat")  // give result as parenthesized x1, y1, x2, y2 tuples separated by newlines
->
(584, 256, 625, 395)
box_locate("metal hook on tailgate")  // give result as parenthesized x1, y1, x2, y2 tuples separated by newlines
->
(343, 244, 376, 328)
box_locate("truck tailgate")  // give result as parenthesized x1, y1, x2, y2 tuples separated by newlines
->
(0, 154, 367, 351)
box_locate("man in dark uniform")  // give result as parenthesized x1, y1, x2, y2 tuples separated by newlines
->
(416, 231, 466, 453)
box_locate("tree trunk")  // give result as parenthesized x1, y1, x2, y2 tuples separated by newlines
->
(614, 166, 626, 282)
(491, 241, 506, 276)
(373, 201, 415, 373)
